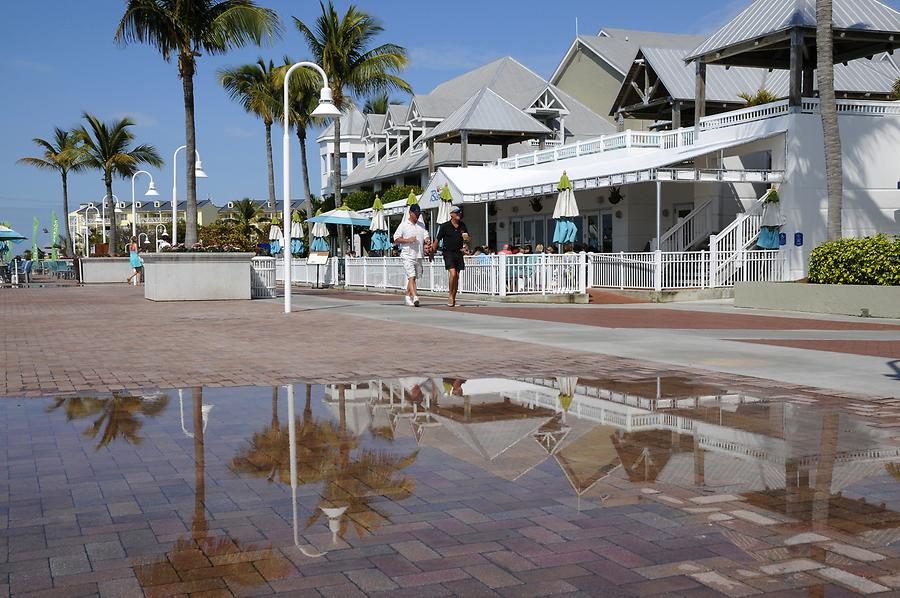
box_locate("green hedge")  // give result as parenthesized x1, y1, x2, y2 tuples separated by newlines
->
(808, 234, 900, 285)
(381, 185, 422, 203)
(345, 190, 376, 212)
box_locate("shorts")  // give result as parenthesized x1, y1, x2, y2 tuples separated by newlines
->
(442, 251, 465, 271)
(402, 255, 422, 279)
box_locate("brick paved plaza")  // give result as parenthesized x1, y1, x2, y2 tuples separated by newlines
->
(3, 285, 900, 597)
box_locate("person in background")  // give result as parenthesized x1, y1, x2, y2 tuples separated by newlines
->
(392, 203, 430, 307)
(498, 244, 512, 255)
(535, 243, 544, 254)
(157, 234, 172, 251)
(126, 236, 143, 284)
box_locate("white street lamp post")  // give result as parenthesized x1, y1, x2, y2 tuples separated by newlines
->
(98, 194, 118, 244)
(171, 146, 208, 246)
(131, 170, 159, 238)
(83, 204, 100, 257)
(282, 61, 341, 314)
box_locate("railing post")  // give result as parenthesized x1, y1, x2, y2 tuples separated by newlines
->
(490, 255, 498, 296)
(580, 252, 588, 294)
(541, 253, 547, 295)
(619, 252, 625, 289)
(709, 233, 718, 287)
(499, 253, 507, 297)
(382, 258, 387, 289)
(701, 250, 707, 289)
(429, 259, 435, 292)
(362, 259, 367, 289)
(653, 250, 662, 292)
(586, 253, 594, 289)
(625, 129, 632, 148)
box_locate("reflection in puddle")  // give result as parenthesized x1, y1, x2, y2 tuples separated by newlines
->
(9, 376, 900, 595)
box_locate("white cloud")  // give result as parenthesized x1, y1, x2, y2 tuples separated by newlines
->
(9, 59, 55, 73)
(224, 126, 255, 139)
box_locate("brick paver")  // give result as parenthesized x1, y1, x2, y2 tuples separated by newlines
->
(735, 338, 900, 359)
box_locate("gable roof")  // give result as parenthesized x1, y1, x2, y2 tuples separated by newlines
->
(422, 88, 552, 142)
(685, 0, 900, 63)
(316, 105, 368, 142)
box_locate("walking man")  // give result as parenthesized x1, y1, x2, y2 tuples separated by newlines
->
(434, 206, 468, 307)
(393, 203, 430, 307)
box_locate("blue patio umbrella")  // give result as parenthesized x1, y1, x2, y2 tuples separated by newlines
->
(290, 211, 305, 254)
(368, 196, 391, 251)
(310, 209, 331, 252)
(269, 215, 283, 255)
(0, 225, 27, 241)
(551, 171, 578, 245)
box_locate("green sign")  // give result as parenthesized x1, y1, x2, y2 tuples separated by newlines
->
(51, 211, 59, 260)
(32, 217, 39, 258)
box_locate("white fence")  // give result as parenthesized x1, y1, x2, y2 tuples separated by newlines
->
(250, 257, 276, 299)
(275, 249, 785, 296)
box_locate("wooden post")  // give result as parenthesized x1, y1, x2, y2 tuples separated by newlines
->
(694, 62, 707, 134)
(460, 130, 469, 168)
(501, 144, 508, 159)
(802, 67, 815, 98)
(672, 101, 682, 130)
(789, 29, 803, 107)
(427, 140, 435, 175)
(538, 136, 546, 150)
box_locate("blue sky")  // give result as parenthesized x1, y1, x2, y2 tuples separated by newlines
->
(3, 0, 890, 247)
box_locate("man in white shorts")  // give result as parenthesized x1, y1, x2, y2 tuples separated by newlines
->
(392, 204, 430, 306)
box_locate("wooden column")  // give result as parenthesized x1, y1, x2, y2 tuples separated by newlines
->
(501, 144, 508, 159)
(460, 130, 469, 167)
(427, 140, 435, 175)
(694, 62, 707, 133)
(672, 101, 682, 129)
(538, 136, 546, 150)
(802, 66, 815, 98)
(789, 29, 803, 107)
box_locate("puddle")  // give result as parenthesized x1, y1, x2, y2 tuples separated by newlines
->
(4, 377, 900, 595)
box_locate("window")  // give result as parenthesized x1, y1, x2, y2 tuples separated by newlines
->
(352, 153, 364, 169)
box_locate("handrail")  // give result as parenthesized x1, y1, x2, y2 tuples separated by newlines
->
(654, 198, 714, 252)
(709, 190, 770, 285)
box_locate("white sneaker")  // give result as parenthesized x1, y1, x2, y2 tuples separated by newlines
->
(413, 296, 420, 307)
(404, 295, 414, 307)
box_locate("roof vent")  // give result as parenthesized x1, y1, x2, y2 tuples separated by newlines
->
(135, 202, 142, 209)
(154, 201, 162, 208)
(117, 202, 127, 209)
(227, 201, 235, 209)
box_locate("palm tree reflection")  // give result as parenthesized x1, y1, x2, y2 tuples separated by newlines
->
(47, 391, 169, 449)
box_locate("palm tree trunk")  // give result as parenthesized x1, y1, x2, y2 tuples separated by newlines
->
(297, 128, 313, 217)
(61, 171, 73, 257)
(181, 57, 199, 246)
(265, 122, 276, 206)
(817, 0, 843, 241)
(105, 174, 117, 256)
(271, 386, 279, 429)
(332, 117, 345, 255)
(192, 386, 207, 541)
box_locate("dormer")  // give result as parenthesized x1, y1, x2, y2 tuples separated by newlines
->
(525, 86, 570, 117)
(227, 201, 235, 209)
(154, 201, 162, 208)
(134, 202, 142, 209)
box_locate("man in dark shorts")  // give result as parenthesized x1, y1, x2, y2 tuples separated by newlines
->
(434, 205, 468, 307)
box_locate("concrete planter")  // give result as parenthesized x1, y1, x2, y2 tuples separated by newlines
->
(735, 281, 900, 318)
(143, 252, 254, 301)
(80, 257, 133, 283)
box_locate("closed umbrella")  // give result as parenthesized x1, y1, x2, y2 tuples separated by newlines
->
(369, 196, 391, 252)
(757, 188, 784, 249)
(435, 183, 453, 225)
(552, 171, 579, 245)
(290, 211, 305, 254)
(310, 209, 331, 252)
(269, 215, 284, 255)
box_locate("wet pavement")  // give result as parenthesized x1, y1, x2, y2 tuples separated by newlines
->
(5, 377, 900, 596)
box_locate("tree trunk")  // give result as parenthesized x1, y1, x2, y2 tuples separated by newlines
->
(297, 128, 313, 217)
(192, 386, 207, 541)
(181, 56, 199, 246)
(264, 121, 276, 206)
(61, 171, 73, 257)
(817, 0, 843, 241)
(105, 174, 117, 256)
(271, 385, 279, 429)
(332, 117, 345, 255)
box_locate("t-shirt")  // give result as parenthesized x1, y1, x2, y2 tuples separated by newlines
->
(435, 220, 468, 253)
(393, 219, 430, 259)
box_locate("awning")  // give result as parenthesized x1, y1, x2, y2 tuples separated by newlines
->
(423, 129, 786, 203)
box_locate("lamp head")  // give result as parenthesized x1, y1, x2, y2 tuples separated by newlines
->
(194, 160, 209, 179)
(145, 181, 159, 196)
(312, 86, 342, 118)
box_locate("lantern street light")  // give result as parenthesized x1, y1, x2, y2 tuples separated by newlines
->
(131, 170, 159, 238)
(171, 146, 208, 245)
(282, 61, 341, 314)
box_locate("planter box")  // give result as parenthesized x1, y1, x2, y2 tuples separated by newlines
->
(735, 281, 900, 318)
(80, 257, 133, 283)
(143, 252, 254, 301)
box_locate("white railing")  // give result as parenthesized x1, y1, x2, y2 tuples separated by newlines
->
(654, 198, 714, 252)
(276, 248, 784, 296)
(709, 190, 769, 286)
(250, 257, 276, 299)
(494, 98, 900, 170)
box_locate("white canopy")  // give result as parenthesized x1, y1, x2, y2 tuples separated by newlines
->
(369, 209, 387, 231)
(311, 220, 329, 237)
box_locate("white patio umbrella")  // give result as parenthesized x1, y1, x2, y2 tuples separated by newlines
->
(369, 196, 391, 252)
(310, 209, 331, 252)
(556, 376, 578, 416)
(435, 183, 453, 225)
(552, 171, 579, 245)
(268, 217, 284, 254)
(290, 215, 304, 254)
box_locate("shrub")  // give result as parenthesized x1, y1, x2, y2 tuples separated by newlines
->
(198, 220, 256, 251)
(808, 234, 900, 285)
(738, 88, 780, 106)
(381, 185, 422, 204)
(345, 190, 376, 212)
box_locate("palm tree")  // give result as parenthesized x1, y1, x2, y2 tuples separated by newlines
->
(17, 128, 86, 256)
(737, 89, 779, 106)
(75, 114, 162, 256)
(115, 0, 281, 246)
(223, 197, 266, 242)
(47, 392, 170, 450)
(282, 57, 322, 216)
(293, 1, 411, 252)
(363, 93, 394, 114)
(219, 59, 282, 206)
(817, 0, 843, 241)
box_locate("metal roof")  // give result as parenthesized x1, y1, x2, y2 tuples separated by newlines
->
(577, 31, 705, 75)
(316, 105, 368, 142)
(422, 88, 552, 142)
(686, 0, 900, 62)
